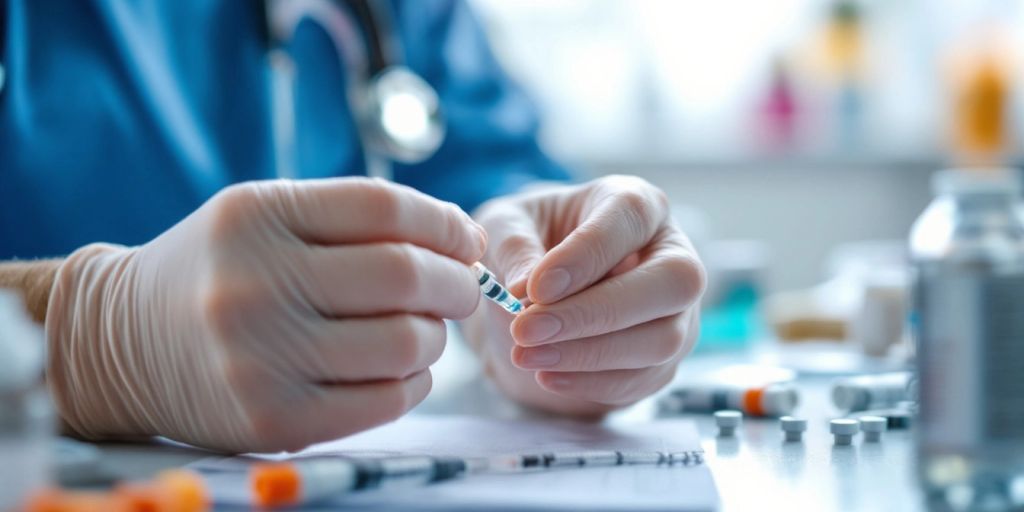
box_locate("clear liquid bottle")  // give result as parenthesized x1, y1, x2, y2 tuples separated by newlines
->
(0, 289, 53, 509)
(910, 168, 1024, 510)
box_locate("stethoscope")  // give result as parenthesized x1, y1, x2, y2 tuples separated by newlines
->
(0, 1, 439, 179)
(263, 0, 446, 179)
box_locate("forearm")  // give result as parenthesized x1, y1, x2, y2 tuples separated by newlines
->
(0, 259, 63, 323)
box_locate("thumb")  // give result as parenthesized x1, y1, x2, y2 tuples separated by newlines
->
(478, 207, 546, 299)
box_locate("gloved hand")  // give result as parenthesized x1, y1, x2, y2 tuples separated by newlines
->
(463, 175, 705, 416)
(45, 178, 484, 453)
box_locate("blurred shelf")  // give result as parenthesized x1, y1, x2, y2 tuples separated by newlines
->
(565, 154, 1024, 173)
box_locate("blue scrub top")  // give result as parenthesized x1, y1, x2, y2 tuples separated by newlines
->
(0, 0, 570, 259)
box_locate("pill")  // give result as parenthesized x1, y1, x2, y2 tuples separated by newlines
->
(859, 416, 887, 442)
(779, 416, 808, 442)
(714, 410, 743, 437)
(830, 418, 860, 445)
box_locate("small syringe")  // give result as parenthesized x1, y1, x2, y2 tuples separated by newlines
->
(471, 262, 523, 314)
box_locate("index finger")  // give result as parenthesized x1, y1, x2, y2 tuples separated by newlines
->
(263, 177, 487, 263)
(528, 176, 669, 304)
(512, 228, 704, 346)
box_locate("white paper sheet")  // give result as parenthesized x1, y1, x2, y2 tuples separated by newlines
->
(194, 414, 719, 511)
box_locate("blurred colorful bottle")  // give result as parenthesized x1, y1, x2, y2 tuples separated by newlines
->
(696, 240, 768, 352)
(755, 58, 798, 152)
(824, 1, 864, 151)
(822, 1, 863, 76)
(946, 47, 1012, 164)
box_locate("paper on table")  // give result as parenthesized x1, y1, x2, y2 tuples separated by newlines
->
(193, 414, 719, 511)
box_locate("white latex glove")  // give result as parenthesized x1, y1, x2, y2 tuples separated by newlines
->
(463, 176, 705, 416)
(45, 178, 484, 453)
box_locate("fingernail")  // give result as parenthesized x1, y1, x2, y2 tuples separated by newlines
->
(473, 224, 488, 252)
(507, 265, 532, 292)
(535, 268, 572, 302)
(544, 374, 572, 390)
(518, 346, 561, 368)
(517, 313, 562, 345)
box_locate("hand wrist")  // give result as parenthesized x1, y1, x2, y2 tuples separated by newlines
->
(0, 258, 63, 324)
(45, 243, 149, 440)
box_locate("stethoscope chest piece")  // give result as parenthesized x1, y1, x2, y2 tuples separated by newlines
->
(264, 0, 447, 175)
(359, 66, 445, 164)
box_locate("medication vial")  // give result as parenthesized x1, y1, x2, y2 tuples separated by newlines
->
(472, 262, 523, 314)
(910, 168, 1024, 510)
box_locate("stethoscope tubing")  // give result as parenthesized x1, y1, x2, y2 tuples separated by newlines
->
(265, 0, 395, 180)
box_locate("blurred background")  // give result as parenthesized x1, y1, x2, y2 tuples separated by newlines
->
(470, 0, 1023, 357)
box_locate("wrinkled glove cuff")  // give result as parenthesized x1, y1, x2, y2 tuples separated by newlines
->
(44, 243, 147, 440)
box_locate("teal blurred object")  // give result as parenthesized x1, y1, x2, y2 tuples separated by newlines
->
(695, 280, 765, 353)
(693, 240, 769, 353)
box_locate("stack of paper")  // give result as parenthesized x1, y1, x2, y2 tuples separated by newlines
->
(194, 414, 719, 511)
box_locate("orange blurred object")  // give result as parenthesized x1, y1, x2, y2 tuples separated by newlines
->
(116, 470, 209, 512)
(950, 57, 1011, 160)
(803, 1, 865, 82)
(251, 463, 303, 508)
(21, 470, 208, 512)
(944, 27, 1016, 164)
(773, 318, 847, 342)
(21, 488, 129, 512)
(822, 1, 863, 78)
(115, 482, 174, 512)
(153, 470, 209, 512)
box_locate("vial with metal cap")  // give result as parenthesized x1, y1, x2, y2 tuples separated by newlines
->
(910, 168, 1024, 509)
(660, 382, 799, 418)
(831, 372, 913, 413)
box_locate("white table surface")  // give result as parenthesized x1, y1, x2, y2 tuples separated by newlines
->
(76, 338, 924, 511)
(693, 373, 920, 512)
